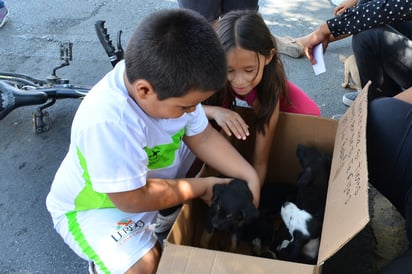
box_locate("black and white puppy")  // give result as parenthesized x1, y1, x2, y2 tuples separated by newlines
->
(243, 183, 297, 259)
(200, 179, 259, 250)
(277, 201, 322, 263)
(276, 144, 332, 264)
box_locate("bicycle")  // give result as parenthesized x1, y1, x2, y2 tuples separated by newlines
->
(0, 20, 123, 133)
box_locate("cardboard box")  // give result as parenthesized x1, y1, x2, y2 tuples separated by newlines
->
(157, 86, 370, 274)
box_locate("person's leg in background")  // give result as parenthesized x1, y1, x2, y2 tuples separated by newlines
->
(221, 0, 259, 13)
(223, 0, 304, 59)
(352, 25, 412, 101)
(0, 0, 9, 28)
(177, 0, 304, 58)
(367, 97, 412, 273)
(177, 0, 221, 23)
(391, 20, 412, 40)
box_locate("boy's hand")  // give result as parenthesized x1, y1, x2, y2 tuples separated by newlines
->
(200, 177, 261, 209)
(200, 177, 233, 206)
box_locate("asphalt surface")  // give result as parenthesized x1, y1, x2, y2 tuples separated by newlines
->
(0, 0, 353, 273)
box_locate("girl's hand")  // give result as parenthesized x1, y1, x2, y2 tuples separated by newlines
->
(334, 0, 358, 15)
(213, 107, 249, 140)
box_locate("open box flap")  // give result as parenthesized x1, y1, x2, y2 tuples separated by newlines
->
(317, 83, 371, 264)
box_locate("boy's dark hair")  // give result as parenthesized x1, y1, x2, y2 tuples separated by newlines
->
(124, 9, 227, 100)
(206, 10, 289, 134)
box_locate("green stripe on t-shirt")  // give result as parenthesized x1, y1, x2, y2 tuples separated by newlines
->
(74, 147, 115, 211)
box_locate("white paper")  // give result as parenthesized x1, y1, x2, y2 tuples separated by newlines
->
(312, 44, 326, 75)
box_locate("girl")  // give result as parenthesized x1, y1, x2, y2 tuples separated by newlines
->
(203, 10, 320, 185)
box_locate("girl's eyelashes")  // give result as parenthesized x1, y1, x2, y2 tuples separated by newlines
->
(227, 68, 256, 73)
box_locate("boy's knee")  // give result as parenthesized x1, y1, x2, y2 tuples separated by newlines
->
(125, 242, 161, 274)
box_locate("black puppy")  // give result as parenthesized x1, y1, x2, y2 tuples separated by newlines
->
(276, 144, 332, 264)
(200, 179, 259, 251)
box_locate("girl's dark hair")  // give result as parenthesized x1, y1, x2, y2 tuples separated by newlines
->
(207, 10, 289, 134)
(124, 9, 227, 100)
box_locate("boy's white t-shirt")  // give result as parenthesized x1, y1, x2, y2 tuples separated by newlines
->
(46, 61, 209, 221)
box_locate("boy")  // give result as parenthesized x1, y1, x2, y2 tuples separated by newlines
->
(46, 9, 260, 274)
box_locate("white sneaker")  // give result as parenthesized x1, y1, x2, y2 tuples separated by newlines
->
(342, 92, 358, 107)
(331, 114, 343, 120)
(0, 6, 9, 28)
(154, 208, 181, 233)
(88, 261, 96, 274)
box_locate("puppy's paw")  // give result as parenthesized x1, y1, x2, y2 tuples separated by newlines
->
(251, 238, 277, 259)
(338, 54, 347, 63)
(277, 239, 290, 251)
(199, 231, 213, 248)
(251, 238, 262, 254)
(230, 233, 239, 251)
(347, 83, 361, 90)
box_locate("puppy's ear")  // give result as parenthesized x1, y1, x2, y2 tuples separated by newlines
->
(242, 204, 259, 223)
(297, 167, 313, 186)
(296, 144, 308, 164)
(211, 183, 226, 202)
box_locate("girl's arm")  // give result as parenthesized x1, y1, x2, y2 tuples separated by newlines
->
(253, 101, 280, 186)
(203, 105, 250, 140)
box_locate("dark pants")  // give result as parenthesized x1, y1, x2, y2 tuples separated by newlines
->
(352, 23, 412, 100)
(177, 0, 258, 22)
(367, 97, 412, 273)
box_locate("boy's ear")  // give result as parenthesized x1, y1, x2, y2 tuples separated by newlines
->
(133, 79, 156, 100)
(265, 48, 276, 65)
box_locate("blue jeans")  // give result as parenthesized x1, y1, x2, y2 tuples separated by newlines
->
(352, 23, 412, 100)
(0, 1, 4, 9)
(367, 97, 412, 273)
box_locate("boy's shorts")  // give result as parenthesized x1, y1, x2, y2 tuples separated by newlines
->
(177, 0, 259, 22)
(54, 208, 158, 273)
(50, 144, 196, 273)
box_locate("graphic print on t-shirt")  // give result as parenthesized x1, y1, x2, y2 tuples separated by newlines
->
(144, 128, 185, 170)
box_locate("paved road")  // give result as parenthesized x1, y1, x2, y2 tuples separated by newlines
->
(0, 0, 352, 273)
